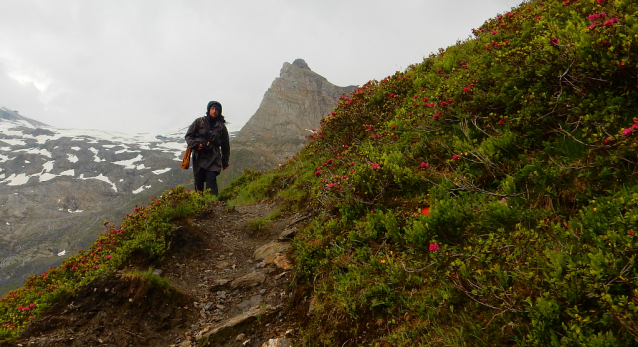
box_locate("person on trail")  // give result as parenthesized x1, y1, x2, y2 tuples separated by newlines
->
(184, 100, 230, 195)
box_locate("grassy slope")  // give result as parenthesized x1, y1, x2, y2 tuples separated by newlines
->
(222, 0, 638, 345)
(0, 187, 214, 341)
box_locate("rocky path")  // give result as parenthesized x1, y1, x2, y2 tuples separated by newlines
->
(5, 202, 308, 347)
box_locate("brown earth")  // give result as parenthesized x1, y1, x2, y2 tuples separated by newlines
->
(3, 202, 312, 347)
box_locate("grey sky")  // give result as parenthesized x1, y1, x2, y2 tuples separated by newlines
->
(0, 0, 517, 134)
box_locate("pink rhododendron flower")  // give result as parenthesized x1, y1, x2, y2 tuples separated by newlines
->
(629, 230, 635, 236)
(588, 22, 598, 29)
(603, 18, 619, 27)
(622, 127, 633, 136)
(429, 243, 440, 252)
(452, 154, 461, 160)
(550, 37, 559, 45)
(420, 162, 430, 168)
(106, 255, 112, 259)
(371, 163, 379, 170)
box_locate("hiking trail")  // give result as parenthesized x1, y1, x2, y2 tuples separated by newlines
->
(5, 202, 309, 347)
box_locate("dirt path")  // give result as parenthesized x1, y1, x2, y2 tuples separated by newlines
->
(5, 202, 309, 347)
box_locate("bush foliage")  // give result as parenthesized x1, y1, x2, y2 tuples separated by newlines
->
(226, 0, 638, 345)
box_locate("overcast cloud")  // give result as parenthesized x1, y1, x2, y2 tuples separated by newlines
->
(0, 0, 518, 134)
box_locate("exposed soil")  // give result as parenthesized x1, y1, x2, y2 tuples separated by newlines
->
(3, 202, 311, 347)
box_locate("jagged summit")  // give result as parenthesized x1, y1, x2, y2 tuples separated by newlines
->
(237, 58, 355, 140)
(291, 58, 310, 69)
(218, 59, 356, 188)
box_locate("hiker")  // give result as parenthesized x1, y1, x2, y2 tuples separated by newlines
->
(184, 100, 230, 195)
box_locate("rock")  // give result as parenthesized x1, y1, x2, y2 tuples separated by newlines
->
(231, 272, 266, 289)
(308, 296, 317, 315)
(217, 291, 227, 299)
(261, 338, 292, 347)
(278, 228, 297, 241)
(215, 261, 230, 269)
(256, 261, 267, 269)
(237, 295, 263, 309)
(196, 306, 266, 342)
(254, 242, 289, 263)
(152, 269, 163, 276)
(274, 253, 292, 270)
(236, 333, 246, 341)
(210, 278, 231, 291)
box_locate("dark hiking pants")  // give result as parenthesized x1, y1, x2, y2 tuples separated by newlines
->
(194, 169, 219, 195)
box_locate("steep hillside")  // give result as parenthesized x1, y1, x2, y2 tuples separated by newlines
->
(0, 111, 191, 295)
(219, 59, 356, 189)
(221, 0, 638, 345)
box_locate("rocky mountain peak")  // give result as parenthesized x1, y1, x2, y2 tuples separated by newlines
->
(234, 59, 355, 145)
(218, 59, 357, 188)
(291, 58, 310, 69)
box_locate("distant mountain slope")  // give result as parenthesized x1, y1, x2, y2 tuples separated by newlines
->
(0, 110, 191, 295)
(218, 59, 356, 188)
(0, 107, 48, 127)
